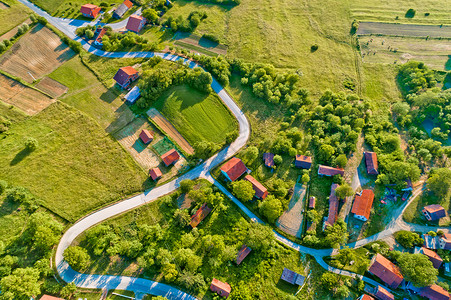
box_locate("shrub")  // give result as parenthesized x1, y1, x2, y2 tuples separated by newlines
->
(0, 180, 7, 195)
(202, 33, 220, 44)
(273, 155, 283, 165)
(405, 8, 416, 18)
(29, 14, 37, 23)
(37, 16, 48, 25)
(25, 137, 38, 151)
(63, 246, 90, 270)
(310, 44, 319, 52)
(395, 231, 424, 248)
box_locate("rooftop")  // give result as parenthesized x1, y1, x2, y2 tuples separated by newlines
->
(244, 175, 268, 199)
(220, 157, 247, 181)
(351, 189, 375, 220)
(368, 253, 403, 289)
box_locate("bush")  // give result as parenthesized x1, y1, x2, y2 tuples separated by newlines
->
(63, 246, 90, 270)
(395, 231, 424, 248)
(25, 137, 38, 151)
(37, 16, 48, 25)
(273, 155, 283, 165)
(405, 8, 416, 18)
(29, 14, 37, 23)
(310, 44, 319, 52)
(202, 33, 220, 44)
(0, 180, 7, 195)
(231, 180, 254, 202)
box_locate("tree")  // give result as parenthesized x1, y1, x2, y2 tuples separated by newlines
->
(335, 154, 347, 168)
(318, 144, 335, 162)
(247, 222, 275, 252)
(60, 283, 77, 298)
(321, 272, 339, 291)
(85, 29, 94, 39)
(174, 209, 190, 227)
(324, 219, 349, 248)
(25, 137, 38, 151)
(0, 267, 41, 299)
(29, 211, 63, 254)
(180, 179, 195, 193)
(63, 246, 90, 270)
(398, 253, 438, 287)
(335, 247, 356, 267)
(335, 285, 350, 298)
(244, 146, 259, 163)
(259, 195, 283, 223)
(395, 231, 424, 249)
(427, 168, 451, 200)
(174, 248, 202, 272)
(177, 270, 205, 292)
(232, 180, 255, 202)
(273, 154, 283, 165)
(142, 8, 159, 24)
(161, 263, 178, 282)
(335, 183, 353, 199)
(301, 173, 310, 184)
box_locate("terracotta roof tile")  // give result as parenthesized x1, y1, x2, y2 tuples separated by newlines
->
(126, 14, 145, 32)
(189, 203, 211, 228)
(236, 244, 251, 265)
(113, 66, 138, 86)
(210, 278, 231, 297)
(161, 149, 180, 166)
(318, 165, 344, 176)
(351, 189, 374, 220)
(295, 155, 312, 169)
(364, 151, 379, 175)
(263, 153, 275, 168)
(139, 129, 153, 144)
(40, 295, 65, 300)
(220, 157, 247, 181)
(368, 254, 403, 289)
(149, 167, 162, 180)
(374, 286, 395, 300)
(244, 175, 268, 199)
(326, 183, 339, 226)
(419, 284, 451, 300)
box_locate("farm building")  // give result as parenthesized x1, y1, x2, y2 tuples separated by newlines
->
(414, 246, 443, 269)
(244, 175, 268, 199)
(190, 203, 212, 228)
(351, 189, 375, 222)
(368, 253, 403, 289)
(113, 0, 133, 19)
(236, 244, 251, 265)
(280, 268, 305, 286)
(161, 149, 180, 166)
(139, 129, 153, 144)
(423, 232, 451, 250)
(210, 278, 231, 298)
(220, 157, 247, 181)
(40, 295, 64, 300)
(124, 86, 141, 103)
(148, 167, 162, 181)
(324, 183, 339, 228)
(318, 165, 344, 177)
(357, 295, 374, 300)
(366, 285, 395, 300)
(419, 284, 451, 300)
(263, 153, 275, 168)
(309, 196, 316, 209)
(94, 27, 107, 46)
(80, 4, 101, 18)
(295, 155, 312, 169)
(364, 151, 378, 175)
(422, 204, 446, 221)
(126, 15, 146, 33)
(113, 66, 139, 89)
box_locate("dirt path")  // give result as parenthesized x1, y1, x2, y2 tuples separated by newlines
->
(276, 181, 306, 238)
(146, 108, 194, 155)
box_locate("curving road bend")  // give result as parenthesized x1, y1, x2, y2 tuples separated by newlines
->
(16, 0, 451, 298)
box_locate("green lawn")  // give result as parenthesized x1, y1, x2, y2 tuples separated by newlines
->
(0, 100, 27, 124)
(153, 85, 238, 145)
(28, 0, 120, 17)
(0, 194, 29, 245)
(327, 247, 371, 275)
(404, 192, 450, 226)
(0, 0, 31, 36)
(0, 101, 148, 222)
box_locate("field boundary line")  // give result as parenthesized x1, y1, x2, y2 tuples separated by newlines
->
(0, 69, 53, 98)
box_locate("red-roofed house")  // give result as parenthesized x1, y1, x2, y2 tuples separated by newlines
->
(236, 244, 251, 265)
(309, 196, 316, 209)
(325, 183, 339, 227)
(190, 203, 212, 228)
(351, 189, 375, 222)
(415, 247, 443, 269)
(364, 151, 379, 175)
(139, 129, 153, 144)
(373, 285, 395, 300)
(210, 278, 231, 298)
(161, 149, 180, 166)
(263, 153, 275, 168)
(80, 4, 101, 18)
(126, 15, 146, 33)
(318, 165, 344, 177)
(149, 167, 162, 181)
(295, 155, 312, 169)
(94, 27, 107, 46)
(368, 253, 404, 289)
(419, 284, 451, 300)
(113, 66, 139, 89)
(357, 295, 375, 300)
(220, 157, 247, 182)
(422, 204, 446, 221)
(244, 175, 268, 199)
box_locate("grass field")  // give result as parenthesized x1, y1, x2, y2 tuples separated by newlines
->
(0, 0, 31, 36)
(29, 0, 120, 17)
(404, 192, 451, 226)
(153, 85, 238, 145)
(0, 101, 148, 222)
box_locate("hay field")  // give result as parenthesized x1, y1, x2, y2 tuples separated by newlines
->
(0, 73, 54, 115)
(0, 24, 74, 83)
(357, 22, 451, 38)
(0, 0, 31, 36)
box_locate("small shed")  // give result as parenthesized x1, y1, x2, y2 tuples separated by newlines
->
(126, 15, 146, 33)
(40, 295, 65, 300)
(189, 203, 212, 228)
(113, 66, 139, 89)
(244, 175, 268, 199)
(236, 244, 252, 265)
(113, 0, 133, 19)
(318, 165, 344, 177)
(263, 153, 275, 168)
(149, 167, 162, 181)
(280, 268, 305, 286)
(80, 4, 101, 18)
(161, 149, 180, 166)
(295, 155, 312, 169)
(125, 86, 141, 103)
(364, 151, 378, 175)
(210, 278, 231, 298)
(308, 196, 316, 209)
(139, 129, 153, 144)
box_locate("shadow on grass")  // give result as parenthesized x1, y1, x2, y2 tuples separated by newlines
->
(10, 148, 32, 166)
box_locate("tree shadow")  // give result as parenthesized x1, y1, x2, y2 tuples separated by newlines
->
(444, 56, 451, 72)
(10, 148, 31, 166)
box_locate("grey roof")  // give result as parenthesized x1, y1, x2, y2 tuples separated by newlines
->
(124, 86, 140, 103)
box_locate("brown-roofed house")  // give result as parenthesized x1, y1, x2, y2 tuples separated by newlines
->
(263, 153, 275, 168)
(357, 295, 375, 300)
(422, 204, 446, 221)
(139, 129, 153, 144)
(81, 4, 101, 18)
(236, 244, 252, 265)
(419, 284, 451, 300)
(373, 285, 395, 300)
(295, 155, 312, 169)
(210, 278, 231, 298)
(318, 165, 344, 177)
(244, 175, 268, 199)
(161, 149, 180, 166)
(351, 189, 375, 222)
(364, 151, 379, 175)
(280, 268, 305, 286)
(113, 0, 133, 19)
(113, 66, 139, 89)
(309, 196, 316, 209)
(94, 27, 107, 46)
(415, 247, 443, 269)
(220, 157, 247, 182)
(325, 183, 339, 227)
(149, 167, 162, 181)
(368, 253, 404, 289)
(126, 14, 146, 33)
(40, 295, 65, 300)
(189, 203, 212, 228)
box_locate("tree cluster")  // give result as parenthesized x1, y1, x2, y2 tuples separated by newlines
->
(394, 231, 424, 249)
(165, 11, 207, 33)
(398, 61, 436, 94)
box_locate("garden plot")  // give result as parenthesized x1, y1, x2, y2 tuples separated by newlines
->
(0, 24, 74, 83)
(276, 181, 307, 238)
(35, 76, 68, 98)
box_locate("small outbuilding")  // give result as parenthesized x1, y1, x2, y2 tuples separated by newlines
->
(419, 284, 451, 300)
(149, 167, 162, 181)
(244, 175, 268, 199)
(308, 196, 316, 209)
(357, 295, 375, 300)
(236, 244, 252, 265)
(139, 129, 153, 144)
(220, 157, 247, 182)
(161, 149, 180, 166)
(318, 165, 344, 177)
(280, 268, 305, 286)
(81, 4, 101, 18)
(113, 0, 133, 19)
(422, 204, 446, 221)
(190, 203, 212, 228)
(414, 246, 443, 269)
(351, 189, 375, 222)
(126, 15, 146, 33)
(113, 66, 139, 89)
(364, 151, 378, 175)
(373, 285, 395, 300)
(124, 86, 141, 103)
(210, 278, 231, 298)
(94, 27, 107, 46)
(263, 153, 275, 168)
(295, 155, 312, 169)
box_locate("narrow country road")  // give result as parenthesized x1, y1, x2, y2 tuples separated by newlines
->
(15, 0, 451, 298)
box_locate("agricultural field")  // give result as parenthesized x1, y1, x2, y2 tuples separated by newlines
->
(0, 73, 55, 115)
(0, 102, 148, 222)
(0, 0, 31, 36)
(29, 0, 120, 18)
(152, 85, 238, 146)
(35, 76, 68, 98)
(357, 22, 451, 38)
(359, 35, 451, 71)
(0, 24, 75, 83)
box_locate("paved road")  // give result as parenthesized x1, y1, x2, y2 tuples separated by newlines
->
(16, 0, 451, 298)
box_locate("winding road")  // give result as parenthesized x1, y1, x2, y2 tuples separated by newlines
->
(16, 0, 450, 298)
